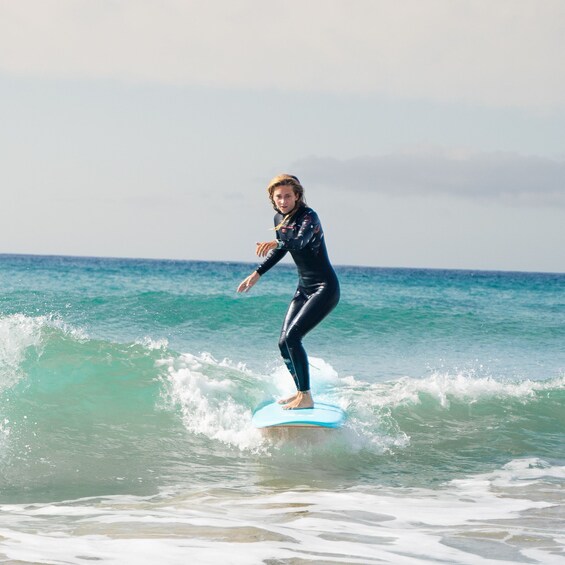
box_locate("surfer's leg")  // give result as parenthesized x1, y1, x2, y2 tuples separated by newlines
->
(281, 284, 340, 409)
(277, 289, 307, 403)
(280, 320, 314, 409)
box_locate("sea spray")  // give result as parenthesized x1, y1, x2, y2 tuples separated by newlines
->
(159, 352, 264, 451)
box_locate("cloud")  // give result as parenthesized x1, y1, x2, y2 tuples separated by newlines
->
(293, 150, 565, 205)
(0, 1, 564, 109)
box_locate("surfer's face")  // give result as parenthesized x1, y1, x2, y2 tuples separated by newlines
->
(273, 185, 299, 215)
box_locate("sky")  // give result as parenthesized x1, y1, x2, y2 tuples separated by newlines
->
(1, 0, 564, 273)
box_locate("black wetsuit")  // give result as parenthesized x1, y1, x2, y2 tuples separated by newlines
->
(256, 205, 340, 392)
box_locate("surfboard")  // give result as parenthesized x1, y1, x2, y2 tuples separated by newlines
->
(252, 400, 346, 429)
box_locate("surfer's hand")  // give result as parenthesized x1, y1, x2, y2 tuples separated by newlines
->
(256, 241, 278, 257)
(237, 271, 260, 293)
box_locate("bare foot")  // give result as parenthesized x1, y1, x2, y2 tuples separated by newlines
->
(283, 391, 314, 410)
(277, 392, 299, 405)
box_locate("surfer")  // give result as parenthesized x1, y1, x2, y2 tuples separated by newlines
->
(237, 174, 340, 410)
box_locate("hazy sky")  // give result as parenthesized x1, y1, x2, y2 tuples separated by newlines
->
(1, 0, 564, 272)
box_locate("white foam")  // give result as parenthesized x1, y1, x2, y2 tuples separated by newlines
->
(158, 354, 560, 458)
(343, 370, 565, 411)
(158, 352, 355, 452)
(0, 459, 562, 564)
(158, 353, 264, 451)
(135, 336, 169, 350)
(452, 457, 565, 489)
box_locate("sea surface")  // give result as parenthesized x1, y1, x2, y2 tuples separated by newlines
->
(0, 254, 564, 564)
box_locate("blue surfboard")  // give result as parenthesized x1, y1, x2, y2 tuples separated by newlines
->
(252, 400, 346, 429)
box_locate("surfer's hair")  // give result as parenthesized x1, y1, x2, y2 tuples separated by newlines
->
(267, 174, 306, 212)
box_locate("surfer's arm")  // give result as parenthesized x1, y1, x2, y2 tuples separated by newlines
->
(237, 244, 287, 292)
(255, 247, 287, 276)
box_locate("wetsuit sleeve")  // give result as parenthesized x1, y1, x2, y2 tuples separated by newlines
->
(278, 211, 318, 251)
(255, 248, 287, 276)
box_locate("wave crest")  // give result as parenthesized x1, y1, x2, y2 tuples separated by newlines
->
(159, 353, 265, 451)
(0, 313, 87, 392)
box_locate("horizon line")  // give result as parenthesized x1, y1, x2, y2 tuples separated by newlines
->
(1, 252, 563, 277)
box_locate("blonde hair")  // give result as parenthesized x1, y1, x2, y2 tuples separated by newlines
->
(266, 174, 307, 230)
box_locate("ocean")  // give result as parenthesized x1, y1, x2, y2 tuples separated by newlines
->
(0, 253, 564, 564)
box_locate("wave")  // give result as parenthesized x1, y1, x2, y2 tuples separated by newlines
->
(1, 312, 563, 501)
(342, 370, 565, 410)
(340, 371, 565, 464)
(0, 314, 174, 500)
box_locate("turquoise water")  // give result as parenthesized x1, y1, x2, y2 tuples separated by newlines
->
(1, 254, 564, 564)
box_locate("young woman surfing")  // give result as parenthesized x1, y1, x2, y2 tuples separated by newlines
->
(237, 174, 340, 409)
